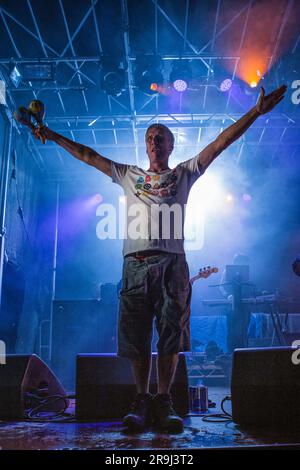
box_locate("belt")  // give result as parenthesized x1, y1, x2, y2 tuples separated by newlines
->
(125, 250, 165, 259)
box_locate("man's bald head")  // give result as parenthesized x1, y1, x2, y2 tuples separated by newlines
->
(145, 124, 175, 148)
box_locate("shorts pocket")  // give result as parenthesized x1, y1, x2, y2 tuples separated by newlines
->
(120, 258, 147, 296)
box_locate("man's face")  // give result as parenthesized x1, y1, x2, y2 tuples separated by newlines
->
(145, 127, 173, 161)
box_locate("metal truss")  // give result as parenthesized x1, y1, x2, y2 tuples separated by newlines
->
(0, 0, 299, 175)
(40, 112, 300, 128)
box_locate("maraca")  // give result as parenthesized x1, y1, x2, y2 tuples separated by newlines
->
(28, 100, 46, 144)
(14, 101, 46, 144)
(13, 106, 36, 131)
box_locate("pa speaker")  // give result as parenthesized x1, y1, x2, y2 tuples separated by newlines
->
(231, 347, 300, 427)
(76, 353, 189, 420)
(51, 299, 117, 390)
(0, 354, 68, 419)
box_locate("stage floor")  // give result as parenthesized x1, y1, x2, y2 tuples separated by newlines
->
(0, 387, 299, 450)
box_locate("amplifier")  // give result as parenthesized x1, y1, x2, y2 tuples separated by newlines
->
(51, 299, 117, 390)
(231, 347, 300, 427)
(76, 353, 189, 420)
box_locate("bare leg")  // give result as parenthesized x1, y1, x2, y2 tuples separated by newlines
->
(157, 353, 179, 394)
(123, 355, 153, 430)
(131, 355, 152, 394)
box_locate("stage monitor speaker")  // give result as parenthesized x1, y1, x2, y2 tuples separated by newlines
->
(0, 354, 68, 419)
(76, 353, 189, 420)
(231, 347, 300, 427)
(52, 299, 117, 391)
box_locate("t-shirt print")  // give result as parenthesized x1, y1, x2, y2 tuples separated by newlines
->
(134, 169, 178, 199)
(110, 154, 203, 255)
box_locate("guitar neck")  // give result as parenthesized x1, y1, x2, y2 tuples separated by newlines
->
(190, 275, 199, 285)
(190, 267, 218, 285)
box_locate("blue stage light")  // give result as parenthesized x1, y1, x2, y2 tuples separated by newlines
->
(10, 65, 22, 87)
(220, 78, 232, 92)
(170, 62, 191, 92)
(173, 79, 188, 92)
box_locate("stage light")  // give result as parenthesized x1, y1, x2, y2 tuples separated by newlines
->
(102, 69, 125, 97)
(100, 58, 125, 97)
(22, 63, 54, 81)
(188, 172, 226, 213)
(10, 65, 22, 87)
(136, 69, 163, 95)
(170, 62, 191, 92)
(247, 70, 263, 89)
(220, 78, 232, 92)
(184, 171, 226, 250)
(243, 79, 260, 96)
(150, 83, 158, 92)
(135, 56, 163, 95)
(173, 79, 188, 92)
(226, 194, 234, 203)
(94, 194, 103, 204)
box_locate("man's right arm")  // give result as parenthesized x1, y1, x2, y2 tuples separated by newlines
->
(34, 127, 112, 177)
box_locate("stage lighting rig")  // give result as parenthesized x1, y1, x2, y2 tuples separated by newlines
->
(100, 59, 125, 97)
(10, 65, 22, 88)
(135, 55, 163, 95)
(9, 62, 55, 87)
(22, 63, 54, 81)
(169, 61, 192, 92)
(219, 78, 233, 92)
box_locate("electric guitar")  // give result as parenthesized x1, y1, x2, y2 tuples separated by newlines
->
(190, 266, 219, 286)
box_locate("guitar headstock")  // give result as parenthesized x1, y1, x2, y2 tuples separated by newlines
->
(198, 266, 219, 279)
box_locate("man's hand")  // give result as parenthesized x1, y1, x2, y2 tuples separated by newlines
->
(256, 84, 287, 115)
(198, 84, 287, 172)
(32, 125, 55, 143)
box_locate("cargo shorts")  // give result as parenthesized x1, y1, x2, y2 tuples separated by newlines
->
(117, 252, 192, 359)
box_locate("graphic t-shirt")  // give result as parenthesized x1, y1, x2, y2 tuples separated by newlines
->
(111, 155, 203, 256)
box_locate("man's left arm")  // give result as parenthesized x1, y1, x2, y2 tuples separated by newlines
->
(197, 84, 287, 173)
